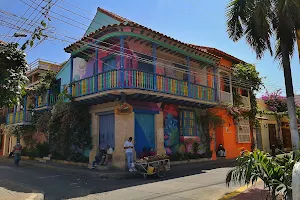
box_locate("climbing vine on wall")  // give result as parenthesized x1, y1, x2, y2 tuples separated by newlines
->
(233, 63, 264, 127)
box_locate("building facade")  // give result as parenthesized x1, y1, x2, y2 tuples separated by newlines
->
(3, 8, 253, 168)
(1, 59, 62, 156)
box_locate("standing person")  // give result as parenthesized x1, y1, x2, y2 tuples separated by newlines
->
(124, 137, 134, 172)
(13, 141, 22, 166)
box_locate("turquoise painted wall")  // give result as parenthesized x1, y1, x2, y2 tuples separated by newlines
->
(56, 58, 71, 92)
(84, 11, 121, 36)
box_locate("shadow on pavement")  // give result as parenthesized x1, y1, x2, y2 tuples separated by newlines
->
(0, 158, 236, 200)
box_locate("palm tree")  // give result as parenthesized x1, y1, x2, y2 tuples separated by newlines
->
(226, 0, 300, 150)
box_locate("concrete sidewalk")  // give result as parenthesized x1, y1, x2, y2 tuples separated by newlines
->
(220, 181, 277, 200)
(0, 180, 44, 200)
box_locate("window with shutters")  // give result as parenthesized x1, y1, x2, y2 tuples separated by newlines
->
(237, 118, 251, 143)
(179, 110, 197, 136)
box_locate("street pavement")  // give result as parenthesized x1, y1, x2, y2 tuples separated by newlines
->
(0, 158, 238, 200)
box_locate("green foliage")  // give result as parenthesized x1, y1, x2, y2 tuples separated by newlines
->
(36, 142, 50, 158)
(48, 101, 92, 161)
(226, 150, 299, 199)
(233, 63, 264, 126)
(192, 142, 199, 154)
(169, 151, 209, 161)
(196, 109, 224, 153)
(32, 111, 51, 133)
(0, 43, 28, 107)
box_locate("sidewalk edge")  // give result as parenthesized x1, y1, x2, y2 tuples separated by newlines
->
(219, 179, 262, 200)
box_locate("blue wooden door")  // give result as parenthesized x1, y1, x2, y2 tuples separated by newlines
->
(134, 113, 155, 158)
(99, 114, 115, 149)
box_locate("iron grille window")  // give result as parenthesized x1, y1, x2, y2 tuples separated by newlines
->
(180, 110, 197, 136)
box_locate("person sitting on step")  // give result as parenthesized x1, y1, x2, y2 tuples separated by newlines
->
(217, 144, 226, 157)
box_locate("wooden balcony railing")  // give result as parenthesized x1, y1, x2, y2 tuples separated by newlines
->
(220, 91, 233, 105)
(71, 69, 216, 102)
(36, 92, 59, 108)
(6, 111, 32, 125)
(241, 96, 251, 108)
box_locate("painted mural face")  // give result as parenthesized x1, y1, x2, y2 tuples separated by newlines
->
(163, 104, 179, 155)
(73, 58, 88, 81)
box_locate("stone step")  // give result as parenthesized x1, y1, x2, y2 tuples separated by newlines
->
(43, 157, 51, 161)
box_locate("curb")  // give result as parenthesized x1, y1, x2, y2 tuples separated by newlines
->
(219, 179, 262, 200)
(25, 193, 44, 200)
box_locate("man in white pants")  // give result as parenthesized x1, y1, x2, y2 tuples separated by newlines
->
(124, 137, 134, 172)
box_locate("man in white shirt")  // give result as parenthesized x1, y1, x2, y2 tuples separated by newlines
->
(124, 137, 134, 172)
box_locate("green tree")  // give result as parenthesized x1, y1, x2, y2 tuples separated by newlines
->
(0, 43, 28, 107)
(196, 109, 224, 156)
(233, 63, 264, 127)
(226, 0, 300, 150)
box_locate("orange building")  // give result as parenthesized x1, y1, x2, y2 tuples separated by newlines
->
(198, 47, 253, 159)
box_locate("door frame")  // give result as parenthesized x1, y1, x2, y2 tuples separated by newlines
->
(134, 109, 158, 158)
(98, 112, 115, 149)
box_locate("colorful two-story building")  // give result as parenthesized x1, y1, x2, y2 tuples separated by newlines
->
(57, 8, 252, 167)
(3, 8, 253, 168)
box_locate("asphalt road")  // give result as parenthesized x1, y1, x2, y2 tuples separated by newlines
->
(0, 158, 236, 200)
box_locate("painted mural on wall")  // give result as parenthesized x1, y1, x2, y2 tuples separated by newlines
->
(163, 104, 179, 155)
(163, 104, 206, 155)
(72, 57, 90, 81)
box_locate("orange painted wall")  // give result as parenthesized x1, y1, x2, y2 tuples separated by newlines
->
(211, 107, 252, 159)
(220, 58, 232, 68)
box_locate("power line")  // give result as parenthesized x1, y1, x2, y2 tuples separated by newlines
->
(3, 0, 38, 42)
(13, 0, 52, 43)
(21, 0, 288, 90)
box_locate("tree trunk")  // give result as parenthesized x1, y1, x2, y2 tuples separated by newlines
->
(281, 43, 299, 151)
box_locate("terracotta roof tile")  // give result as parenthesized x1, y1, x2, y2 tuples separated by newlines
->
(97, 7, 130, 23)
(188, 44, 243, 63)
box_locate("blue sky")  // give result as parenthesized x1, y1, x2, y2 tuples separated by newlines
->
(1, 0, 299, 96)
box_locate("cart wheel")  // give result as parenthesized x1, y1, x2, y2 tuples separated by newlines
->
(143, 174, 147, 179)
(157, 166, 166, 178)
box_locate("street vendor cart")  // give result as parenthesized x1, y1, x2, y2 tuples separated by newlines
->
(134, 155, 170, 179)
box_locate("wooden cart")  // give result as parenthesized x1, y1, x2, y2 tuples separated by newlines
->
(134, 158, 170, 179)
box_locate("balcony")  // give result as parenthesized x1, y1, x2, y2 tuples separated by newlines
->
(71, 69, 217, 105)
(240, 95, 251, 109)
(6, 111, 32, 125)
(36, 92, 59, 109)
(220, 91, 233, 105)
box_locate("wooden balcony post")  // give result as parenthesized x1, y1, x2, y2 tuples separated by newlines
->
(94, 48, 99, 92)
(46, 90, 50, 107)
(70, 56, 74, 96)
(120, 36, 125, 88)
(213, 66, 218, 101)
(13, 105, 16, 124)
(229, 74, 233, 104)
(186, 56, 191, 97)
(152, 43, 157, 91)
(23, 95, 27, 122)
